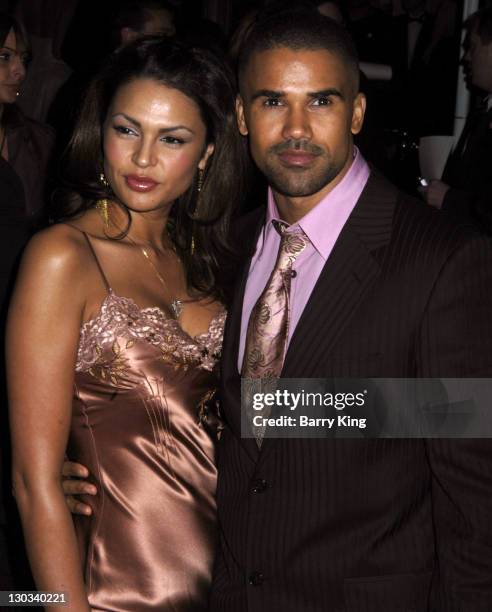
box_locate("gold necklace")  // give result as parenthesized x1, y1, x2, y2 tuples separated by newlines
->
(95, 199, 186, 319)
(125, 233, 185, 320)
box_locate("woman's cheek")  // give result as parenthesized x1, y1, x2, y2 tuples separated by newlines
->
(167, 149, 202, 183)
(104, 136, 127, 171)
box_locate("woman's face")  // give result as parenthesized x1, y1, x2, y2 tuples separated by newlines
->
(0, 29, 27, 105)
(103, 77, 214, 213)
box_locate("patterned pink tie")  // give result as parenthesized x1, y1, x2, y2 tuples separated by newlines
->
(242, 221, 310, 445)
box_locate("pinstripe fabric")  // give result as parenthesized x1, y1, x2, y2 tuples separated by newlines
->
(211, 172, 492, 612)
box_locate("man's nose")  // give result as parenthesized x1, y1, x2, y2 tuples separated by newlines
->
(281, 106, 312, 141)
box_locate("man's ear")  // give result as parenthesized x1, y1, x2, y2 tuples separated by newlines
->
(198, 143, 215, 170)
(236, 95, 248, 136)
(351, 92, 366, 135)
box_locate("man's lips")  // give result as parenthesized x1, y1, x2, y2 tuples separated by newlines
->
(125, 175, 159, 192)
(277, 150, 319, 166)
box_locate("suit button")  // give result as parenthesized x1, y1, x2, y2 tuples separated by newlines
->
(249, 571, 264, 586)
(251, 478, 268, 494)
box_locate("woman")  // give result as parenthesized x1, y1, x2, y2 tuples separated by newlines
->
(7, 37, 245, 611)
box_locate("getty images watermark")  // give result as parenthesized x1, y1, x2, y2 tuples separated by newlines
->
(241, 378, 492, 439)
(251, 388, 368, 430)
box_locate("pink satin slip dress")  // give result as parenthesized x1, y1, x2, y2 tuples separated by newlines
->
(68, 233, 225, 611)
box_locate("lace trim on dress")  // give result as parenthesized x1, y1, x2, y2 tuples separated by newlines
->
(76, 289, 226, 374)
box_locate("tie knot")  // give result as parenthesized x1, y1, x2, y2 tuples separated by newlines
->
(272, 219, 289, 235)
(271, 220, 310, 268)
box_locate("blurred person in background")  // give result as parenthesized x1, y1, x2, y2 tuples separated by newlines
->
(400, 0, 460, 136)
(13, 0, 78, 123)
(110, 0, 176, 50)
(423, 7, 492, 233)
(0, 11, 54, 591)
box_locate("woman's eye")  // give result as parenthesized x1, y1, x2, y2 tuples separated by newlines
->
(113, 125, 136, 136)
(0, 52, 11, 62)
(161, 136, 184, 145)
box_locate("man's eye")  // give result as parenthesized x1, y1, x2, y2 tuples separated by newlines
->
(312, 97, 331, 106)
(264, 98, 282, 107)
(0, 52, 11, 62)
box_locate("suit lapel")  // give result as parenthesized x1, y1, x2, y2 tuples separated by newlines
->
(221, 208, 265, 462)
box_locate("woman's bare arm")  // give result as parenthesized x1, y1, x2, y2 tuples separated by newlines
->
(7, 226, 91, 611)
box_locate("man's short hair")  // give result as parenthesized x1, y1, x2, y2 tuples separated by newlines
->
(467, 8, 492, 45)
(237, 9, 359, 93)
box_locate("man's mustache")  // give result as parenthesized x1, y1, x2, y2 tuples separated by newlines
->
(270, 140, 324, 156)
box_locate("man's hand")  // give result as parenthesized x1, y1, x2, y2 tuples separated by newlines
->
(424, 180, 450, 209)
(62, 461, 97, 516)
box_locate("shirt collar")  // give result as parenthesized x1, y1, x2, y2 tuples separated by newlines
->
(264, 147, 370, 259)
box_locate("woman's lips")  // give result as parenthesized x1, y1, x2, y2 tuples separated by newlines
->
(125, 175, 159, 192)
(278, 150, 318, 167)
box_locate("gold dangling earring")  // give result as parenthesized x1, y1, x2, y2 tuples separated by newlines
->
(96, 172, 110, 229)
(191, 168, 204, 256)
(96, 199, 110, 229)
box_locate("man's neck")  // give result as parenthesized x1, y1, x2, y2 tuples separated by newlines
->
(273, 191, 325, 225)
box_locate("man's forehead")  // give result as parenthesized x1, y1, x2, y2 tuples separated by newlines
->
(242, 47, 349, 91)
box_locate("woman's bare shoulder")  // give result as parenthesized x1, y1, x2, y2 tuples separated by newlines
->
(18, 222, 98, 290)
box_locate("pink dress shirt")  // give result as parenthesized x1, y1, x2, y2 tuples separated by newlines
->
(238, 148, 370, 372)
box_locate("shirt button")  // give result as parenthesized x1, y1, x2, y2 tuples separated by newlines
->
(290, 269, 297, 278)
(249, 571, 264, 586)
(251, 478, 269, 494)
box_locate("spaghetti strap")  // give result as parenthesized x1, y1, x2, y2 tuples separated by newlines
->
(82, 232, 111, 292)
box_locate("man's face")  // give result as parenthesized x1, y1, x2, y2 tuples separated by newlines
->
(463, 26, 492, 93)
(237, 47, 365, 201)
(142, 8, 176, 37)
(120, 8, 176, 46)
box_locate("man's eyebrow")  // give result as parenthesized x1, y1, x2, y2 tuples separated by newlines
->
(0, 46, 17, 52)
(307, 88, 344, 100)
(111, 113, 194, 134)
(250, 89, 284, 102)
(250, 88, 345, 102)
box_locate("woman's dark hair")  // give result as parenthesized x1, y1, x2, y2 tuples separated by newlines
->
(53, 37, 248, 304)
(0, 13, 30, 60)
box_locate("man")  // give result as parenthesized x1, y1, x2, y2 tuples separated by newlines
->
(213, 11, 492, 612)
(112, 0, 176, 49)
(425, 8, 492, 232)
(63, 10, 492, 611)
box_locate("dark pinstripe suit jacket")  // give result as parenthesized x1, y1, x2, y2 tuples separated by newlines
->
(210, 172, 492, 612)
